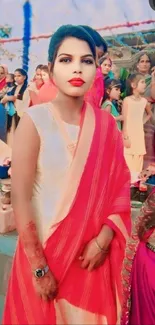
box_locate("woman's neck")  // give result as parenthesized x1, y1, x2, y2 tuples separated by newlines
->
(139, 71, 149, 77)
(52, 92, 84, 125)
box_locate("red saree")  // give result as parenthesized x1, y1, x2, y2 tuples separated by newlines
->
(85, 67, 104, 108)
(2, 105, 131, 325)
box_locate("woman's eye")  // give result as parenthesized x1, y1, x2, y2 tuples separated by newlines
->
(82, 59, 94, 65)
(59, 58, 71, 63)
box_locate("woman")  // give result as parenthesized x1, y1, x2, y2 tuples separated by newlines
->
(121, 187, 155, 325)
(2, 69, 30, 147)
(29, 65, 44, 106)
(136, 53, 155, 168)
(99, 56, 112, 80)
(3, 25, 131, 325)
(0, 65, 8, 142)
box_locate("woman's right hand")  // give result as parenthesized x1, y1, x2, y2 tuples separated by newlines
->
(32, 269, 58, 301)
(124, 138, 131, 148)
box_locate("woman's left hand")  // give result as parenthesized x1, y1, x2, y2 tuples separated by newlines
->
(79, 225, 114, 272)
(79, 238, 109, 272)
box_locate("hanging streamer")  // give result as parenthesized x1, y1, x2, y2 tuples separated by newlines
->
(0, 19, 155, 44)
(22, 0, 32, 72)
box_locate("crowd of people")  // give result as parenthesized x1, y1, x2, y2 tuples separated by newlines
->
(0, 24, 155, 325)
(0, 47, 155, 174)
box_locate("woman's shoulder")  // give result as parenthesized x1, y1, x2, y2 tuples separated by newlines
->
(26, 102, 52, 126)
(27, 102, 51, 115)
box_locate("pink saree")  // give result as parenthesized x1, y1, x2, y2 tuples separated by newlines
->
(3, 105, 130, 325)
(122, 189, 155, 325)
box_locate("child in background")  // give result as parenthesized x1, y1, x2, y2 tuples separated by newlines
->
(101, 78, 123, 130)
(122, 73, 152, 173)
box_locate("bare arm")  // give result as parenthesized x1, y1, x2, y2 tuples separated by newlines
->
(11, 114, 47, 269)
(144, 101, 152, 124)
(122, 98, 129, 138)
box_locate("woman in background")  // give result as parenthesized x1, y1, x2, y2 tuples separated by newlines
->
(136, 53, 155, 168)
(0, 65, 8, 142)
(122, 187, 155, 325)
(2, 69, 30, 147)
(99, 56, 112, 81)
(40, 65, 50, 83)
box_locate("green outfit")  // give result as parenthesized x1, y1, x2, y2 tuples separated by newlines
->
(102, 100, 122, 130)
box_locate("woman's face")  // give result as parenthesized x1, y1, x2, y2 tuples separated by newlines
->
(14, 71, 26, 85)
(137, 54, 151, 75)
(35, 68, 42, 80)
(0, 67, 5, 81)
(101, 59, 112, 76)
(41, 71, 49, 82)
(6, 74, 14, 83)
(51, 37, 96, 97)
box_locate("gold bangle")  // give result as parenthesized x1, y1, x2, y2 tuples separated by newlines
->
(95, 238, 109, 253)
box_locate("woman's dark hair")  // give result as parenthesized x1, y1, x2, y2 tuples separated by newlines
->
(36, 64, 43, 71)
(126, 73, 144, 96)
(99, 55, 112, 66)
(48, 24, 96, 70)
(80, 25, 107, 53)
(14, 68, 28, 100)
(7, 73, 15, 82)
(41, 65, 49, 74)
(103, 78, 121, 101)
(138, 190, 155, 240)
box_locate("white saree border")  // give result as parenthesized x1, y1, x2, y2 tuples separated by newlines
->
(44, 103, 95, 243)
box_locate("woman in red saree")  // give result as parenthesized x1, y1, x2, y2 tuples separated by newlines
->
(2, 25, 131, 325)
(121, 188, 155, 325)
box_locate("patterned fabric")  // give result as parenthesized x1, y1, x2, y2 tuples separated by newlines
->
(121, 188, 155, 325)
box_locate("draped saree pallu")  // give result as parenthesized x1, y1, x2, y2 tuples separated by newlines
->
(3, 105, 131, 325)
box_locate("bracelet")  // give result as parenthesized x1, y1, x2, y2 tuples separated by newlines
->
(95, 238, 109, 253)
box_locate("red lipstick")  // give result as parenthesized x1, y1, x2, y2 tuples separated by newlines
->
(68, 78, 85, 87)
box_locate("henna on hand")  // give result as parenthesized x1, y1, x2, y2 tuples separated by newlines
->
(20, 221, 47, 270)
